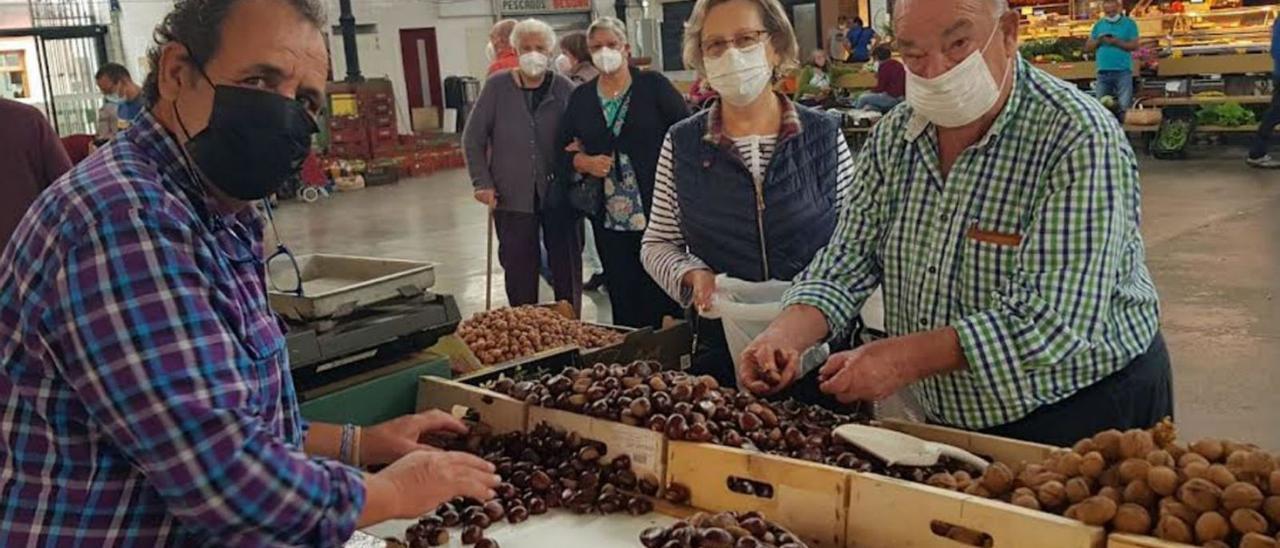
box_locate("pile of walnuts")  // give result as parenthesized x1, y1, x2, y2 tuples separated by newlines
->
(942, 420, 1280, 547)
(457, 306, 624, 365)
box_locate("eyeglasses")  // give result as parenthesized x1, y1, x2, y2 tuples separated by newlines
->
(262, 200, 304, 297)
(701, 29, 771, 59)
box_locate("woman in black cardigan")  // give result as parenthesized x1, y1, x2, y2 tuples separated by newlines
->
(560, 16, 690, 328)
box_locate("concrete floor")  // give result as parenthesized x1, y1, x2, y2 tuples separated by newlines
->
(272, 154, 1280, 449)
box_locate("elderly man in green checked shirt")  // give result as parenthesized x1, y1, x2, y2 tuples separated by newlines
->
(740, 0, 1171, 447)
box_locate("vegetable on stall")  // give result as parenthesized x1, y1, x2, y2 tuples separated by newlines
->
(1195, 102, 1258, 127)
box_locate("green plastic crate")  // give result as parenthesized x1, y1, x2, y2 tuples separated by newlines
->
(300, 358, 451, 426)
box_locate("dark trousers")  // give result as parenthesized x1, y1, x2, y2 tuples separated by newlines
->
(1249, 83, 1280, 160)
(493, 208, 583, 313)
(593, 221, 679, 328)
(978, 332, 1173, 447)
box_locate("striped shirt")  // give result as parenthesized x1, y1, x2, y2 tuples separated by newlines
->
(0, 112, 364, 546)
(643, 125, 855, 306)
(784, 59, 1161, 430)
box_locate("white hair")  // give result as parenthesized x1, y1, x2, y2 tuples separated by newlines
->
(898, 0, 1008, 16)
(510, 18, 556, 51)
(588, 16, 628, 45)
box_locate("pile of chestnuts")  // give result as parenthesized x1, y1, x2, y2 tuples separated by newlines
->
(484, 362, 978, 483)
(457, 306, 624, 365)
(639, 511, 808, 548)
(404, 422, 656, 547)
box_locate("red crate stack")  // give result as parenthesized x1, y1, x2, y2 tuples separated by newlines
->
(325, 78, 399, 160)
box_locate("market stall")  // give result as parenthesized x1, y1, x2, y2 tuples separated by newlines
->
(320, 342, 1280, 548)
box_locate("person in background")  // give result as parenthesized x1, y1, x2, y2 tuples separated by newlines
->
(556, 31, 608, 291)
(1245, 18, 1280, 169)
(642, 0, 854, 389)
(827, 15, 851, 62)
(561, 16, 689, 328)
(743, 0, 1169, 447)
(0, 98, 72, 249)
(687, 74, 718, 108)
(486, 18, 520, 75)
(795, 48, 833, 105)
(1085, 0, 1139, 122)
(557, 31, 600, 85)
(96, 63, 145, 125)
(853, 44, 905, 112)
(0, 0, 500, 545)
(845, 16, 876, 63)
(465, 19, 583, 313)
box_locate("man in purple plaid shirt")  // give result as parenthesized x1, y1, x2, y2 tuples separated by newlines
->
(0, 0, 499, 545)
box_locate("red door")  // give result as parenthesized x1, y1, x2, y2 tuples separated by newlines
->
(399, 28, 442, 132)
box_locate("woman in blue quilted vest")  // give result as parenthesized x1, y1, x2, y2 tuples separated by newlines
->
(640, 0, 856, 391)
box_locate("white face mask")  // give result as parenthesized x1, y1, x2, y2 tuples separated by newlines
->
(554, 54, 573, 74)
(486, 42, 496, 62)
(519, 51, 549, 78)
(905, 25, 1011, 128)
(704, 43, 773, 107)
(1105, 14, 1121, 22)
(592, 47, 625, 74)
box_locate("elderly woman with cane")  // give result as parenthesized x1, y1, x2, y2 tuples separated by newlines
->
(464, 18, 583, 313)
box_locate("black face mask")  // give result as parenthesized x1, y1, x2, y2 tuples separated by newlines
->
(178, 84, 318, 201)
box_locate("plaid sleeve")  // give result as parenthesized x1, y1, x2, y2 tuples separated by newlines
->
(782, 131, 885, 342)
(43, 206, 364, 545)
(953, 130, 1138, 384)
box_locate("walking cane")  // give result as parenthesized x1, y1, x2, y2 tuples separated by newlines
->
(485, 207, 495, 311)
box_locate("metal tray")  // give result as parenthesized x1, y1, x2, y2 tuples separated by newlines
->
(268, 254, 436, 322)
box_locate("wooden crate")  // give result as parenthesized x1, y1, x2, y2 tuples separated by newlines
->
(1159, 53, 1274, 77)
(1107, 534, 1193, 548)
(846, 473, 1105, 547)
(415, 376, 527, 434)
(529, 405, 668, 492)
(665, 441, 851, 547)
(877, 419, 1060, 466)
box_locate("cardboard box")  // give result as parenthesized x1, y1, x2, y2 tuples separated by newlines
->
(412, 107, 441, 133)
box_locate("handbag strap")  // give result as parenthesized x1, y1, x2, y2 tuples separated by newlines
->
(604, 87, 633, 153)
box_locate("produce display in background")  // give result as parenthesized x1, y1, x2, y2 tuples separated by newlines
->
(1154, 118, 1193, 157)
(404, 422, 656, 547)
(484, 362, 981, 483)
(639, 511, 809, 548)
(456, 306, 626, 365)
(1020, 37, 1088, 63)
(1196, 102, 1259, 127)
(952, 419, 1280, 547)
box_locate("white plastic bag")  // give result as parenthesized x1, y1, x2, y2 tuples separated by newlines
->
(700, 275, 828, 378)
